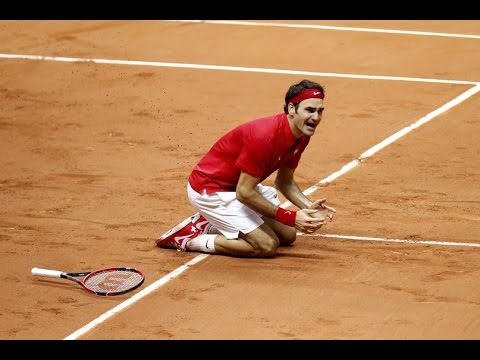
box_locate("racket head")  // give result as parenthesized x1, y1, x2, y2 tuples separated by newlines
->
(82, 267, 145, 296)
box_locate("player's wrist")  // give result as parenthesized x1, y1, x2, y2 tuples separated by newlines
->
(275, 207, 297, 227)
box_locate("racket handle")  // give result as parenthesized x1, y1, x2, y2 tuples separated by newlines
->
(31, 267, 63, 278)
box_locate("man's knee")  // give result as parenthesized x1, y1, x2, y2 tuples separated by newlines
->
(255, 237, 279, 257)
(242, 233, 279, 258)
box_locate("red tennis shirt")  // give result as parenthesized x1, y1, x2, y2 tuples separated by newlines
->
(188, 113, 310, 194)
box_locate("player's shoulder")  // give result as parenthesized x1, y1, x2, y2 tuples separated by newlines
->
(246, 112, 285, 128)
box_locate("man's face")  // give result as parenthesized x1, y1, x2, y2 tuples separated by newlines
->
(289, 98, 325, 137)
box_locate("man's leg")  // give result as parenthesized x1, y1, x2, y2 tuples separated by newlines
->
(187, 222, 281, 258)
(182, 182, 293, 257)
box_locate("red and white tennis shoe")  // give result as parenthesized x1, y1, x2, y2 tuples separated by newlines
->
(156, 213, 210, 251)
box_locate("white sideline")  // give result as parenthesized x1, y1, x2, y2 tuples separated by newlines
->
(287, 84, 480, 202)
(63, 254, 209, 340)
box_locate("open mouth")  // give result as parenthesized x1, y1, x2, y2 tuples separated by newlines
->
(306, 121, 317, 129)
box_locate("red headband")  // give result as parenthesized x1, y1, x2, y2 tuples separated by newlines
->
(289, 88, 324, 105)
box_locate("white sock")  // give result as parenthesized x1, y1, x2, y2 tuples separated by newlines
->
(202, 223, 221, 234)
(188, 235, 217, 253)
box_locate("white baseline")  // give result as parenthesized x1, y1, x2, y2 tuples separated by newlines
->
(0, 53, 477, 86)
(169, 20, 480, 40)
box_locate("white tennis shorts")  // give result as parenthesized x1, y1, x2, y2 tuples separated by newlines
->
(187, 181, 281, 239)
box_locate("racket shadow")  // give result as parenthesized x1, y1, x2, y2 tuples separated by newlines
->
(32, 278, 82, 292)
(31, 279, 105, 297)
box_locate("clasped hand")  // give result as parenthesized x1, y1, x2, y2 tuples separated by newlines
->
(296, 198, 336, 234)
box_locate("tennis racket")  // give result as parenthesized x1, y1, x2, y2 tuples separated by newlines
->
(31, 266, 145, 296)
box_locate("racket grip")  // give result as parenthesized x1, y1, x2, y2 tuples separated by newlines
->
(31, 267, 63, 278)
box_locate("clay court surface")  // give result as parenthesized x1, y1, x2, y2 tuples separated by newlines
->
(1, 20, 480, 340)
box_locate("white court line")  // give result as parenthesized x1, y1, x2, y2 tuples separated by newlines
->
(169, 20, 480, 40)
(303, 234, 480, 248)
(284, 83, 480, 204)
(64, 254, 209, 340)
(0, 53, 478, 86)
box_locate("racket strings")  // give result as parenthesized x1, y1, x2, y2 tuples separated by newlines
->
(84, 269, 144, 293)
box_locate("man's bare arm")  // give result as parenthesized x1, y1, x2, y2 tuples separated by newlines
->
(274, 167, 313, 209)
(236, 171, 279, 218)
